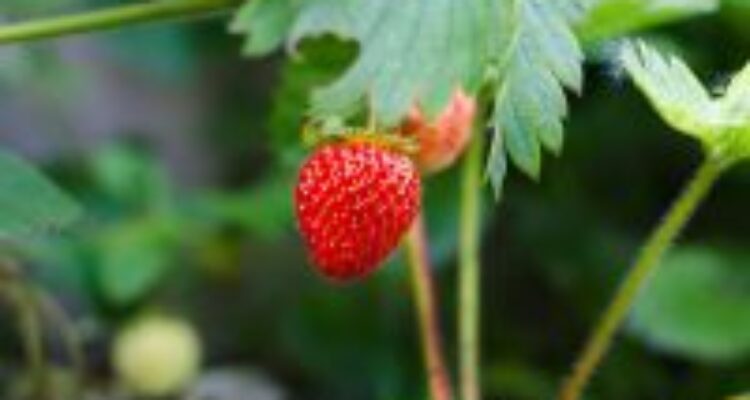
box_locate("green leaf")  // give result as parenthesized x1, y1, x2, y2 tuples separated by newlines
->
(621, 41, 716, 139)
(228, 0, 297, 56)
(231, 0, 587, 196)
(91, 145, 172, 212)
(629, 246, 750, 363)
(0, 149, 80, 240)
(192, 174, 294, 240)
(96, 219, 179, 306)
(576, 0, 719, 44)
(722, 62, 750, 124)
(489, 0, 585, 191)
(304, 0, 489, 124)
(722, 63, 750, 158)
(268, 38, 355, 159)
(622, 41, 750, 164)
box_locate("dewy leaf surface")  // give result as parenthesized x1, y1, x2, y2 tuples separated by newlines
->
(231, 0, 587, 196)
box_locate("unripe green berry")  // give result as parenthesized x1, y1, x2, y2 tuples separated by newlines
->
(113, 315, 202, 397)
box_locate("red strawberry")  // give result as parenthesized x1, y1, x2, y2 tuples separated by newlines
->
(295, 140, 421, 281)
(401, 90, 477, 174)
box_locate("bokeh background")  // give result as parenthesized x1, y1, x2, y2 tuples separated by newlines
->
(0, 0, 749, 399)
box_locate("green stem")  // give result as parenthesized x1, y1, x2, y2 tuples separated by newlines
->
(0, 280, 49, 399)
(16, 284, 49, 400)
(35, 287, 86, 397)
(559, 158, 725, 400)
(0, 261, 50, 398)
(405, 213, 453, 400)
(0, 0, 237, 45)
(458, 130, 484, 400)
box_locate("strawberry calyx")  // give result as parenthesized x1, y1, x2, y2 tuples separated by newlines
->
(303, 120, 419, 157)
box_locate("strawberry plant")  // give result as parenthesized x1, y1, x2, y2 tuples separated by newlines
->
(0, 0, 748, 399)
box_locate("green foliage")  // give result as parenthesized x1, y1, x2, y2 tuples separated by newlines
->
(229, 0, 297, 56)
(268, 38, 355, 160)
(22, 144, 298, 307)
(192, 174, 294, 240)
(488, 0, 584, 191)
(621, 41, 716, 140)
(232, 0, 488, 123)
(91, 145, 172, 213)
(629, 246, 750, 363)
(82, 146, 178, 306)
(96, 218, 181, 306)
(3, 1, 750, 397)
(622, 41, 750, 166)
(576, 0, 719, 43)
(230, 0, 586, 196)
(0, 149, 80, 240)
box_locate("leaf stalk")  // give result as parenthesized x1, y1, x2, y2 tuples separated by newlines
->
(0, 0, 236, 45)
(559, 157, 725, 400)
(458, 122, 484, 400)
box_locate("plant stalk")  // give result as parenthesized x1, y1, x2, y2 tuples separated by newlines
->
(15, 284, 49, 399)
(0, 0, 236, 45)
(0, 279, 49, 399)
(36, 287, 86, 397)
(405, 213, 453, 400)
(559, 158, 725, 400)
(458, 131, 484, 400)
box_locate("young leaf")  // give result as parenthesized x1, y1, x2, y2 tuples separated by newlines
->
(621, 41, 717, 139)
(622, 41, 750, 164)
(722, 63, 750, 158)
(488, 0, 585, 192)
(0, 149, 80, 240)
(722, 63, 750, 125)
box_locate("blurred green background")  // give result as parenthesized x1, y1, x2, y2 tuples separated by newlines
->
(0, 0, 749, 399)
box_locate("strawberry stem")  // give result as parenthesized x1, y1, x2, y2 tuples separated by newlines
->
(405, 213, 454, 400)
(559, 157, 725, 400)
(0, 0, 236, 45)
(458, 130, 484, 400)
